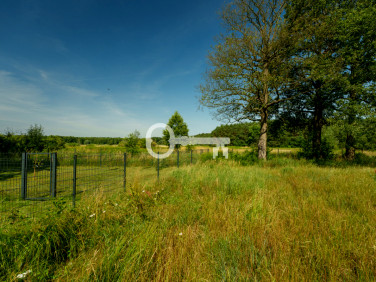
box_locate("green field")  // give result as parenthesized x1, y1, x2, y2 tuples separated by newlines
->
(1, 157, 376, 281)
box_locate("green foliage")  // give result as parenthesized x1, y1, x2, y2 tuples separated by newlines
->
(353, 153, 376, 167)
(186, 144, 195, 151)
(124, 130, 141, 154)
(0, 125, 57, 153)
(231, 150, 259, 166)
(300, 136, 335, 161)
(199, 152, 215, 162)
(194, 133, 212, 138)
(209, 121, 306, 148)
(45, 136, 65, 152)
(0, 133, 17, 153)
(139, 138, 147, 148)
(283, 0, 376, 160)
(151, 137, 166, 145)
(25, 124, 45, 152)
(0, 125, 69, 153)
(247, 123, 260, 146)
(60, 136, 123, 145)
(211, 123, 252, 146)
(331, 116, 376, 151)
(268, 119, 305, 148)
(163, 111, 189, 148)
(199, 0, 294, 160)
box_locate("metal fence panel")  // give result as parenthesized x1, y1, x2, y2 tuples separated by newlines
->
(0, 149, 219, 219)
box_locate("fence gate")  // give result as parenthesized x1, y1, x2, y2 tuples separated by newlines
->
(21, 153, 57, 201)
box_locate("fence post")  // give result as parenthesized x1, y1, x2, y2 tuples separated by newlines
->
(157, 152, 160, 181)
(123, 153, 127, 192)
(177, 149, 179, 168)
(73, 154, 77, 208)
(21, 152, 27, 200)
(50, 153, 57, 198)
(190, 150, 193, 164)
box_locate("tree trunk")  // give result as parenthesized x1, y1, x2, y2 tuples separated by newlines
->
(312, 109, 323, 160)
(312, 89, 324, 160)
(258, 110, 268, 160)
(258, 64, 269, 161)
(345, 89, 357, 160)
(345, 133, 356, 160)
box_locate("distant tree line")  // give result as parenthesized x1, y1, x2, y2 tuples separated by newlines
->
(61, 136, 123, 146)
(195, 122, 304, 148)
(0, 125, 66, 154)
(0, 124, 125, 154)
(2, 117, 374, 156)
(195, 118, 376, 151)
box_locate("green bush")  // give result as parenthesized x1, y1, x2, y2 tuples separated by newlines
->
(199, 152, 214, 162)
(353, 153, 376, 167)
(231, 150, 258, 165)
(299, 137, 335, 161)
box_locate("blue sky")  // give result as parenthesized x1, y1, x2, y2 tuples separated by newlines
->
(0, 0, 228, 137)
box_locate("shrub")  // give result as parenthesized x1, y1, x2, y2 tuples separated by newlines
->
(231, 150, 258, 165)
(299, 137, 335, 161)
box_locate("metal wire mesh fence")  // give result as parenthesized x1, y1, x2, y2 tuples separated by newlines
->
(0, 154, 22, 215)
(0, 148, 216, 218)
(0, 152, 126, 218)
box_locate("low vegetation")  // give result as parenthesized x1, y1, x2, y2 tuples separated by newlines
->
(1, 158, 375, 281)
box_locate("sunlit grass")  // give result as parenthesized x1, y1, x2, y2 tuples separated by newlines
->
(1, 160, 376, 280)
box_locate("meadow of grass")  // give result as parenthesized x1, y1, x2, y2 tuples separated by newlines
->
(1, 157, 375, 281)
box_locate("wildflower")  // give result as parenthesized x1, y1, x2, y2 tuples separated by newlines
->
(142, 190, 145, 193)
(16, 270, 32, 279)
(89, 213, 95, 218)
(179, 232, 183, 236)
(102, 210, 106, 213)
(115, 203, 118, 206)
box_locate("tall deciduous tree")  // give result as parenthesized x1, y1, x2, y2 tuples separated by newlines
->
(163, 111, 189, 148)
(335, 1, 376, 159)
(199, 0, 293, 160)
(284, 0, 376, 160)
(283, 2, 345, 159)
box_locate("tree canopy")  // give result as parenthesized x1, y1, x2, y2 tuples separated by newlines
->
(282, 0, 376, 159)
(200, 0, 376, 160)
(199, 0, 295, 159)
(163, 111, 189, 148)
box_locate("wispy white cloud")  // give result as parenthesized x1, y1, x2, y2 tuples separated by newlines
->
(61, 85, 100, 98)
(0, 69, 149, 136)
(0, 71, 46, 112)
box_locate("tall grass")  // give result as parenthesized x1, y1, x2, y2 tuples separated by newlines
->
(1, 159, 375, 280)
